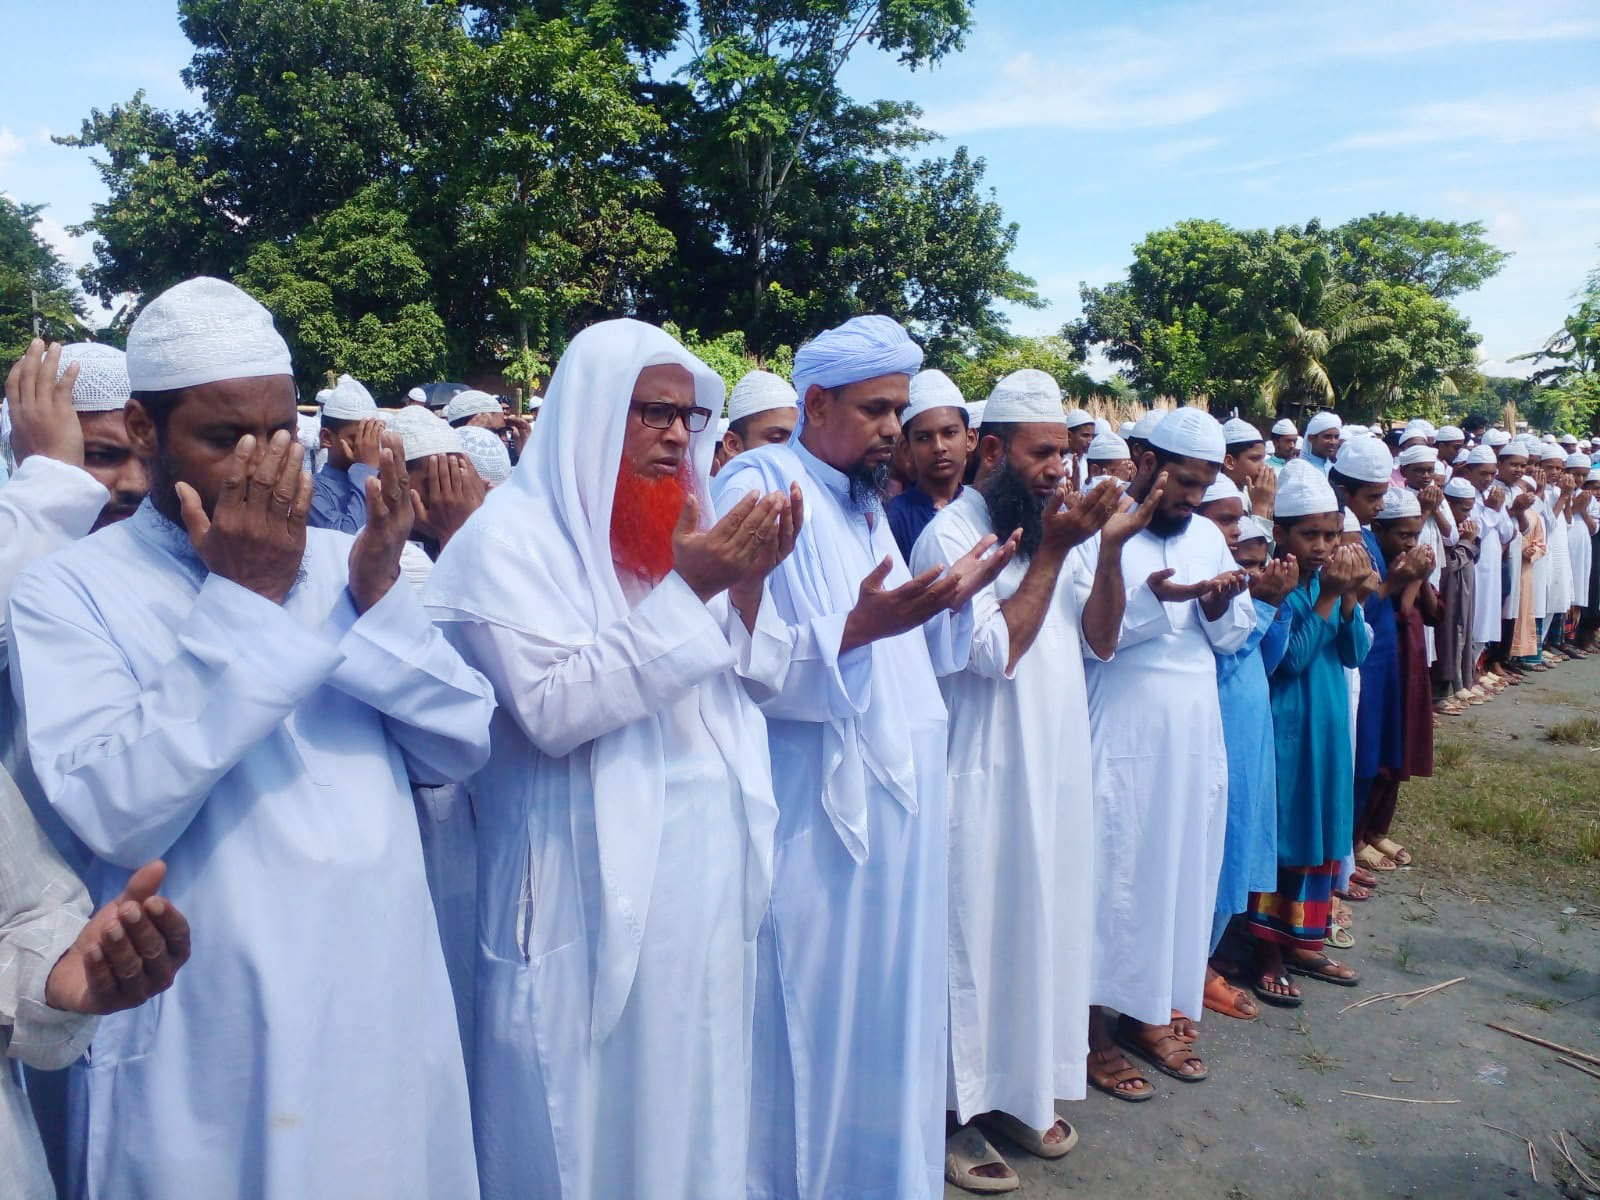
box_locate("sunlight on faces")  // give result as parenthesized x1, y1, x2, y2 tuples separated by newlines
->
(1275, 511, 1343, 573)
(1338, 478, 1389, 526)
(904, 406, 973, 488)
(623, 364, 698, 479)
(1308, 429, 1341, 460)
(723, 407, 797, 460)
(1223, 441, 1266, 488)
(980, 423, 1070, 496)
(801, 374, 911, 475)
(1067, 422, 1095, 457)
(126, 375, 299, 523)
(1134, 449, 1218, 535)
(1199, 495, 1246, 552)
(612, 364, 702, 583)
(79, 408, 150, 530)
(1465, 462, 1498, 491)
(1496, 454, 1527, 485)
(1374, 515, 1422, 563)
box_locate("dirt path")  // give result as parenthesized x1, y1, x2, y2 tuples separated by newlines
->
(951, 660, 1600, 1199)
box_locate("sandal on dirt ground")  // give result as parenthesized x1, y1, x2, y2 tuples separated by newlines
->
(1350, 865, 1381, 888)
(945, 1126, 1020, 1194)
(1114, 1016, 1209, 1083)
(977, 1111, 1078, 1160)
(1325, 924, 1355, 950)
(1203, 972, 1260, 1020)
(1334, 883, 1372, 902)
(1250, 969, 1303, 1008)
(1355, 845, 1397, 872)
(1371, 836, 1412, 866)
(1284, 952, 1361, 988)
(1169, 1009, 1199, 1043)
(1086, 1045, 1154, 1102)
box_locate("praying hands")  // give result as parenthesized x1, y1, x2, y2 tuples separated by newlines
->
(44, 860, 191, 1015)
(176, 429, 310, 605)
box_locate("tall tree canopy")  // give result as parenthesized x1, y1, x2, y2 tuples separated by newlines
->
(0, 198, 87, 364)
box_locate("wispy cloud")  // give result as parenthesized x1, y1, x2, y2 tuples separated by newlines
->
(1336, 89, 1600, 151)
(0, 128, 24, 182)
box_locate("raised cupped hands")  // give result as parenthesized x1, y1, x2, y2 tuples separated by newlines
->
(176, 430, 310, 605)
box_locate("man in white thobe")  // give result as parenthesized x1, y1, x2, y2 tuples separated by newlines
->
(913, 369, 1158, 1191)
(1461, 445, 1512, 672)
(7, 278, 491, 1199)
(423, 320, 796, 1200)
(713, 315, 1013, 1200)
(1072, 408, 1255, 1092)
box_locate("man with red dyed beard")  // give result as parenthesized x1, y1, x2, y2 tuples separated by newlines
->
(423, 319, 801, 1200)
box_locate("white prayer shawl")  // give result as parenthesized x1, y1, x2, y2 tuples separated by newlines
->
(714, 439, 966, 1200)
(1472, 495, 1513, 644)
(7, 504, 491, 1200)
(1070, 518, 1255, 1026)
(422, 319, 779, 1200)
(912, 488, 1095, 1129)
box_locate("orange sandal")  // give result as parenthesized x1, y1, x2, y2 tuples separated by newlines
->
(1203, 972, 1260, 1021)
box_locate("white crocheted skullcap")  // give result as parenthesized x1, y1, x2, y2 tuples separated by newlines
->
(1087, 431, 1131, 461)
(125, 277, 292, 392)
(1064, 406, 1095, 429)
(389, 406, 465, 461)
(1376, 487, 1421, 521)
(56, 343, 131, 413)
(457, 424, 512, 485)
(406, 386, 427, 404)
(983, 369, 1066, 426)
(321, 374, 378, 420)
(1201, 475, 1242, 506)
(1222, 417, 1263, 446)
(442, 388, 501, 423)
(1270, 417, 1297, 436)
(728, 369, 798, 424)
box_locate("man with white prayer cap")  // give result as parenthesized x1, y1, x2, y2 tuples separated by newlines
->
(1267, 418, 1298, 470)
(6, 277, 494, 1199)
(713, 314, 1015, 1200)
(912, 371, 1154, 1191)
(388, 406, 485, 566)
(1220, 418, 1271, 520)
(722, 369, 799, 464)
(1087, 428, 1135, 482)
(406, 385, 429, 407)
(1302, 411, 1342, 474)
(1484, 427, 1511, 449)
(887, 368, 975, 558)
(422, 318, 799, 1200)
(1400, 419, 1435, 449)
(1395, 444, 1452, 675)
(457, 423, 512, 487)
(1126, 409, 1162, 459)
(1064, 406, 1096, 486)
(309, 372, 386, 532)
(1456, 443, 1515, 689)
(1486, 437, 1537, 679)
(1070, 407, 1256, 1095)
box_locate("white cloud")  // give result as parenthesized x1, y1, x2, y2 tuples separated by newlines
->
(1336, 89, 1600, 151)
(0, 127, 24, 181)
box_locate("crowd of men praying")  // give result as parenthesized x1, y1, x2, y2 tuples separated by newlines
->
(1, 277, 1598, 1200)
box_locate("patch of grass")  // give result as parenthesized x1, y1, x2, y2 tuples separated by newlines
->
(1545, 716, 1600, 745)
(1558, 915, 1574, 935)
(1505, 989, 1558, 1011)
(1275, 1088, 1307, 1110)
(1511, 943, 1534, 970)
(1450, 794, 1555, 846)
(1298, 1046, 1342, 1074)
(1289, 1015, 1311, 1038)
(1347, 1129, 1374, 1148)
(1394, 939, 1418, 972)
(1435, 740, 1470, 772)
(1574, 824, 1600, 862)
(1548, 960, 1578, 983)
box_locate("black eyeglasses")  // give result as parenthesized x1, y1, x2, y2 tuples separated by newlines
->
(634, 402, 713, 432)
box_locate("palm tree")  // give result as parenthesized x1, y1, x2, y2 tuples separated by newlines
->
(1259, 284, 1389, 420)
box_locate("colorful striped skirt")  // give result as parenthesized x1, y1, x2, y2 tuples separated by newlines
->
(1246, 861, 1338, 952)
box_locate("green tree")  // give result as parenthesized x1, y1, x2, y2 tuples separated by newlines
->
(1324, 212, 1511, 299)
(1512, 255, 1600, 433)
(0, 197, 87, 364)
(937, 334, 1098, 404)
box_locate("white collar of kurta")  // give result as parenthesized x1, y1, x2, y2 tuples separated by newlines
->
(792, 435, 878, 514)
(127, 498, 309, 589)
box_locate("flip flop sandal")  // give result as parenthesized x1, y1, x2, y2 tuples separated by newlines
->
(1371, 836, 1413, 866)
(1285, 955, 1361, 988)
(1350, 866, 1381, 888)
(1115, 1017, 1209, 1083)
(1355, 846, 1397, 872)
(1086, 1047, 1155, 1103)
(1250, 971, 1303, 1008)
(945, 1126, 1020, 1194)
(1335, 883, 1372, 902)
(1325, 924, 1355, 950)
(1203, 972, 1260, 1020)
(977, 1111, 1078, 1160)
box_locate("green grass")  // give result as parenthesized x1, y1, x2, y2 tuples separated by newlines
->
(1347, 1129, 1374, 1148)
(1545, 716, 1600, 745)
(1505, 989, 1558, 1011)
(1275, 1088, 1307, 1110)
(1298, 1047, 1343, 1074)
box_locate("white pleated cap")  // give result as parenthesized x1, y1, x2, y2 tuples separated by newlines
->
(1129, 409, 1163, 440)
(1539, 444, 1566, 462)
(727, 369, 797, 423)
(1202, 475, 1242, 505)
(1064, 407, 1094, 429)
(1434, 425, 1464, 443)
(442, 389, 501, 423)
(389, 406, 465, 461)
(1401, 419, 1435, 442)
(125, 277, 292, 392)
(321, 374, 379, 420)
(1565, 453, 1591, 470)
(1484, 428, 1511, 447)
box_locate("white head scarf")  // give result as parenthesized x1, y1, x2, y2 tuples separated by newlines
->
(424, 319, 774, 1043)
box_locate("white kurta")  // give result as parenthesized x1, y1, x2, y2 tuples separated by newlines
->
(1544, 490, 1573, 617)
(715, 440, 966, 1200)
(912, 489, 1096, 1130)
(7, 501, 490, 1200)
(434, 576, 772, 1200)
(1471, 496, 1512, 645)
(1418, 503, 1452, 666)
(1569, 498, 1594, 607)
(1070, 517, 1254, 1027)
(1502, 494, 1525, 623)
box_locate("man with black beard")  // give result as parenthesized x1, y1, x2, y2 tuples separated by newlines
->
(910, 368, 1161, 1192)
(1069, 407, 1256, 1100)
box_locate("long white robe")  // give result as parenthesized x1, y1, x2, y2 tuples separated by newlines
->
(1569, 497, 1594, 607)
(1471, 496, 1512, 645)
(715, 440, 966, 1200)
(1070, 517, 1254, 1026)
(1543, 489, 1573, 617)
(7, 501, 490, 1200)
(912, 489, 1095, 1130)
(1418, 501, 1452, 666)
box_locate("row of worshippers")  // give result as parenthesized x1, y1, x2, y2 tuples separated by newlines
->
(1, 272, 1596, 1200)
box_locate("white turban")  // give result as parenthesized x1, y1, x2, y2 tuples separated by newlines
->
(1464, 444, 1497, 465)
(1305, 411, 1342, 437)
(1275, 459, 1340, 518)
(1201, 475, 1242, 506)
(1395, 444, 1437, 469)
(900, 369, 966, 430)
(1434, 425, 1464, 443)
(1377, 487, 1421, 521)
(457, 424, 512, 486)
(1443, 477, 1478, 501)
(1271, 418, 1297, 436)
(125, 277, 292, 392)
(1222, 417, 1263, 445)
(1565, 453, 1591, 470)
(1128, 409, 1163, 441)
(1148, 408, 1226, 464)
(791, 315, 923, 414)
(322, 374, 379, 420)
(389, 406, 464, 461)
(442, 388, 501, 424)
(1087, 431, 1130, 461)
(1401, 419, 1435, 443)
(728, 369, 797, 424)
(55, 343, 130, 413)
(983, 369, 1066, 425)
(1064, 407, 1094, 429)
(1334, 437, 1395, 483)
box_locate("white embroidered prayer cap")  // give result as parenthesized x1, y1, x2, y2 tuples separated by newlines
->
(1271, 418, 1297, 436)
(1064, 406, 1094, 429)
(1464, 444, 1497, 465)
(389, 406, 464, 461)
(1201, 475, 1242, 505)
(457, 424, 512, 486)
(1443, 477, 1477, 501)
(125, 277, 292, 392)
(1376, 487, 1421, 521)
(406, 386, 427, 404)
(1333, 435, 1394, 483)
(1275, 459, 1340, 518)
(1128, 409, 1163, 440)
(1148, 408, 1226, 464)
(1565, 453, 1591, 470)
(1221, 417, 1263, 445)
(1395, 444, 1438, 468)
(900, 369, 966, 430)
(727, 369, 797, 424)
(1087, 431, 1130, 461)
(1434, 425, 1464, 443)
(1304, 411, 1342, 437)
(983, 369, 1067, 425)
(1401, 419, 1435, 443)
(442, 388, 501, 423)
(321, 373, 379, 420)
(55, 343, 131, 413)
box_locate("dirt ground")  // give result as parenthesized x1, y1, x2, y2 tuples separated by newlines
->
(955, 657, 1600, 1199)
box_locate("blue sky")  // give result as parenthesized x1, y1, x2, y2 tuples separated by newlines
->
(3, 0, 1597, 378)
